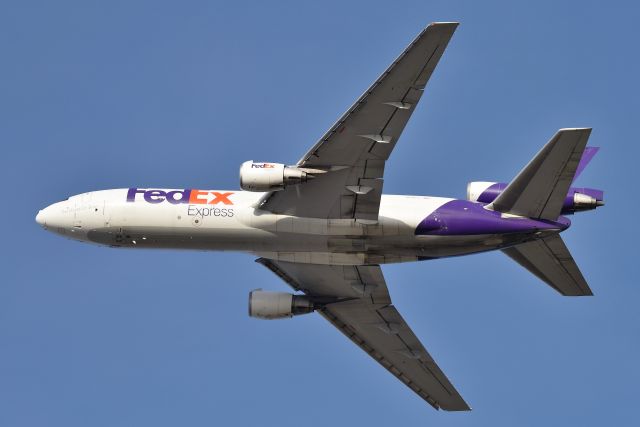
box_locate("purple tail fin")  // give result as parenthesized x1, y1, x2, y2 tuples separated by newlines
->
(573, 146, 599, 182)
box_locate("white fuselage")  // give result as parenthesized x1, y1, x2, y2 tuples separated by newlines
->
(36, 188, 540, 265)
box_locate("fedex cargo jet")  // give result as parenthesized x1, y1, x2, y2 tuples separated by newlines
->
(35, 23, 603, 411)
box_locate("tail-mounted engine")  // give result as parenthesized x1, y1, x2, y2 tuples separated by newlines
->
(467, 181, 604, 214)
(239, 161, 312, 192)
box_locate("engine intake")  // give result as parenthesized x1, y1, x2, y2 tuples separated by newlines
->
(248, 290, 315, 319)
(466, 181, 502, 203)
(239, 161, 310, 192)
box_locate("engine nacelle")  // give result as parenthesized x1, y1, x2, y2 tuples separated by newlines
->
(248, 290, 315, 320)
(466, 181, 502, 203)
(239, 161, 310, 192)
(466, 181, 604, 214)
(567, 189, 605, 212)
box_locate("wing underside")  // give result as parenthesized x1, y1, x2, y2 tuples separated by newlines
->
(256, 258, 470, 411)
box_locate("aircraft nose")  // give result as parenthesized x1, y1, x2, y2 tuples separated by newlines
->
(35, 208, 47, 227)
(35, 201, 72, 231)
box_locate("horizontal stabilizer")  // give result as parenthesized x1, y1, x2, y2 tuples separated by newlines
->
(502, 234, 593, 296)
(490, 128, 592, 220)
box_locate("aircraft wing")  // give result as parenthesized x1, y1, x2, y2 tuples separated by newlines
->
(256, 258, 471, 411)
(258, 23, 458, 221)
(502, 234, 593, 296)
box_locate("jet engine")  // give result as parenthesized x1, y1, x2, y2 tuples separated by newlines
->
(567, 190, 605, 212)
(248, 290, 315, 319)
(466, 181, 502, 203)
(466, 181, 604, 214)
(239, 161, 311, 192)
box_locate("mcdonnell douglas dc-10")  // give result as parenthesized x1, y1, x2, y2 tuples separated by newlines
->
(36, 23, 604, 410)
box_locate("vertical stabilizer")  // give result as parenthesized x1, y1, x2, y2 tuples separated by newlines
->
(573, 146, 600, 182)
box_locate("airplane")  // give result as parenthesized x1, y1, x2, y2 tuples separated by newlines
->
(35, 22, 604, 411)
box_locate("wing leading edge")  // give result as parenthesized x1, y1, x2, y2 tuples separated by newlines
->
(256, 258, 471, 411)
(259, 23, 458, 221)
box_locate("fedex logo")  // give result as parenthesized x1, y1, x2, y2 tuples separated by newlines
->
(127, 188, 234, 205)
(251, 163, 276, 169)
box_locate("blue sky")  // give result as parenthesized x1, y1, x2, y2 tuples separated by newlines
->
(1, 1, 638, 425)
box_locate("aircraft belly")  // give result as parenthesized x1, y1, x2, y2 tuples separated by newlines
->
(250, 232, 539, 265)
(82, 193, 536, 262)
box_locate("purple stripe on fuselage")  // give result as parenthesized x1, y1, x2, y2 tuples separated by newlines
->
(415, 199, 570, 236)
